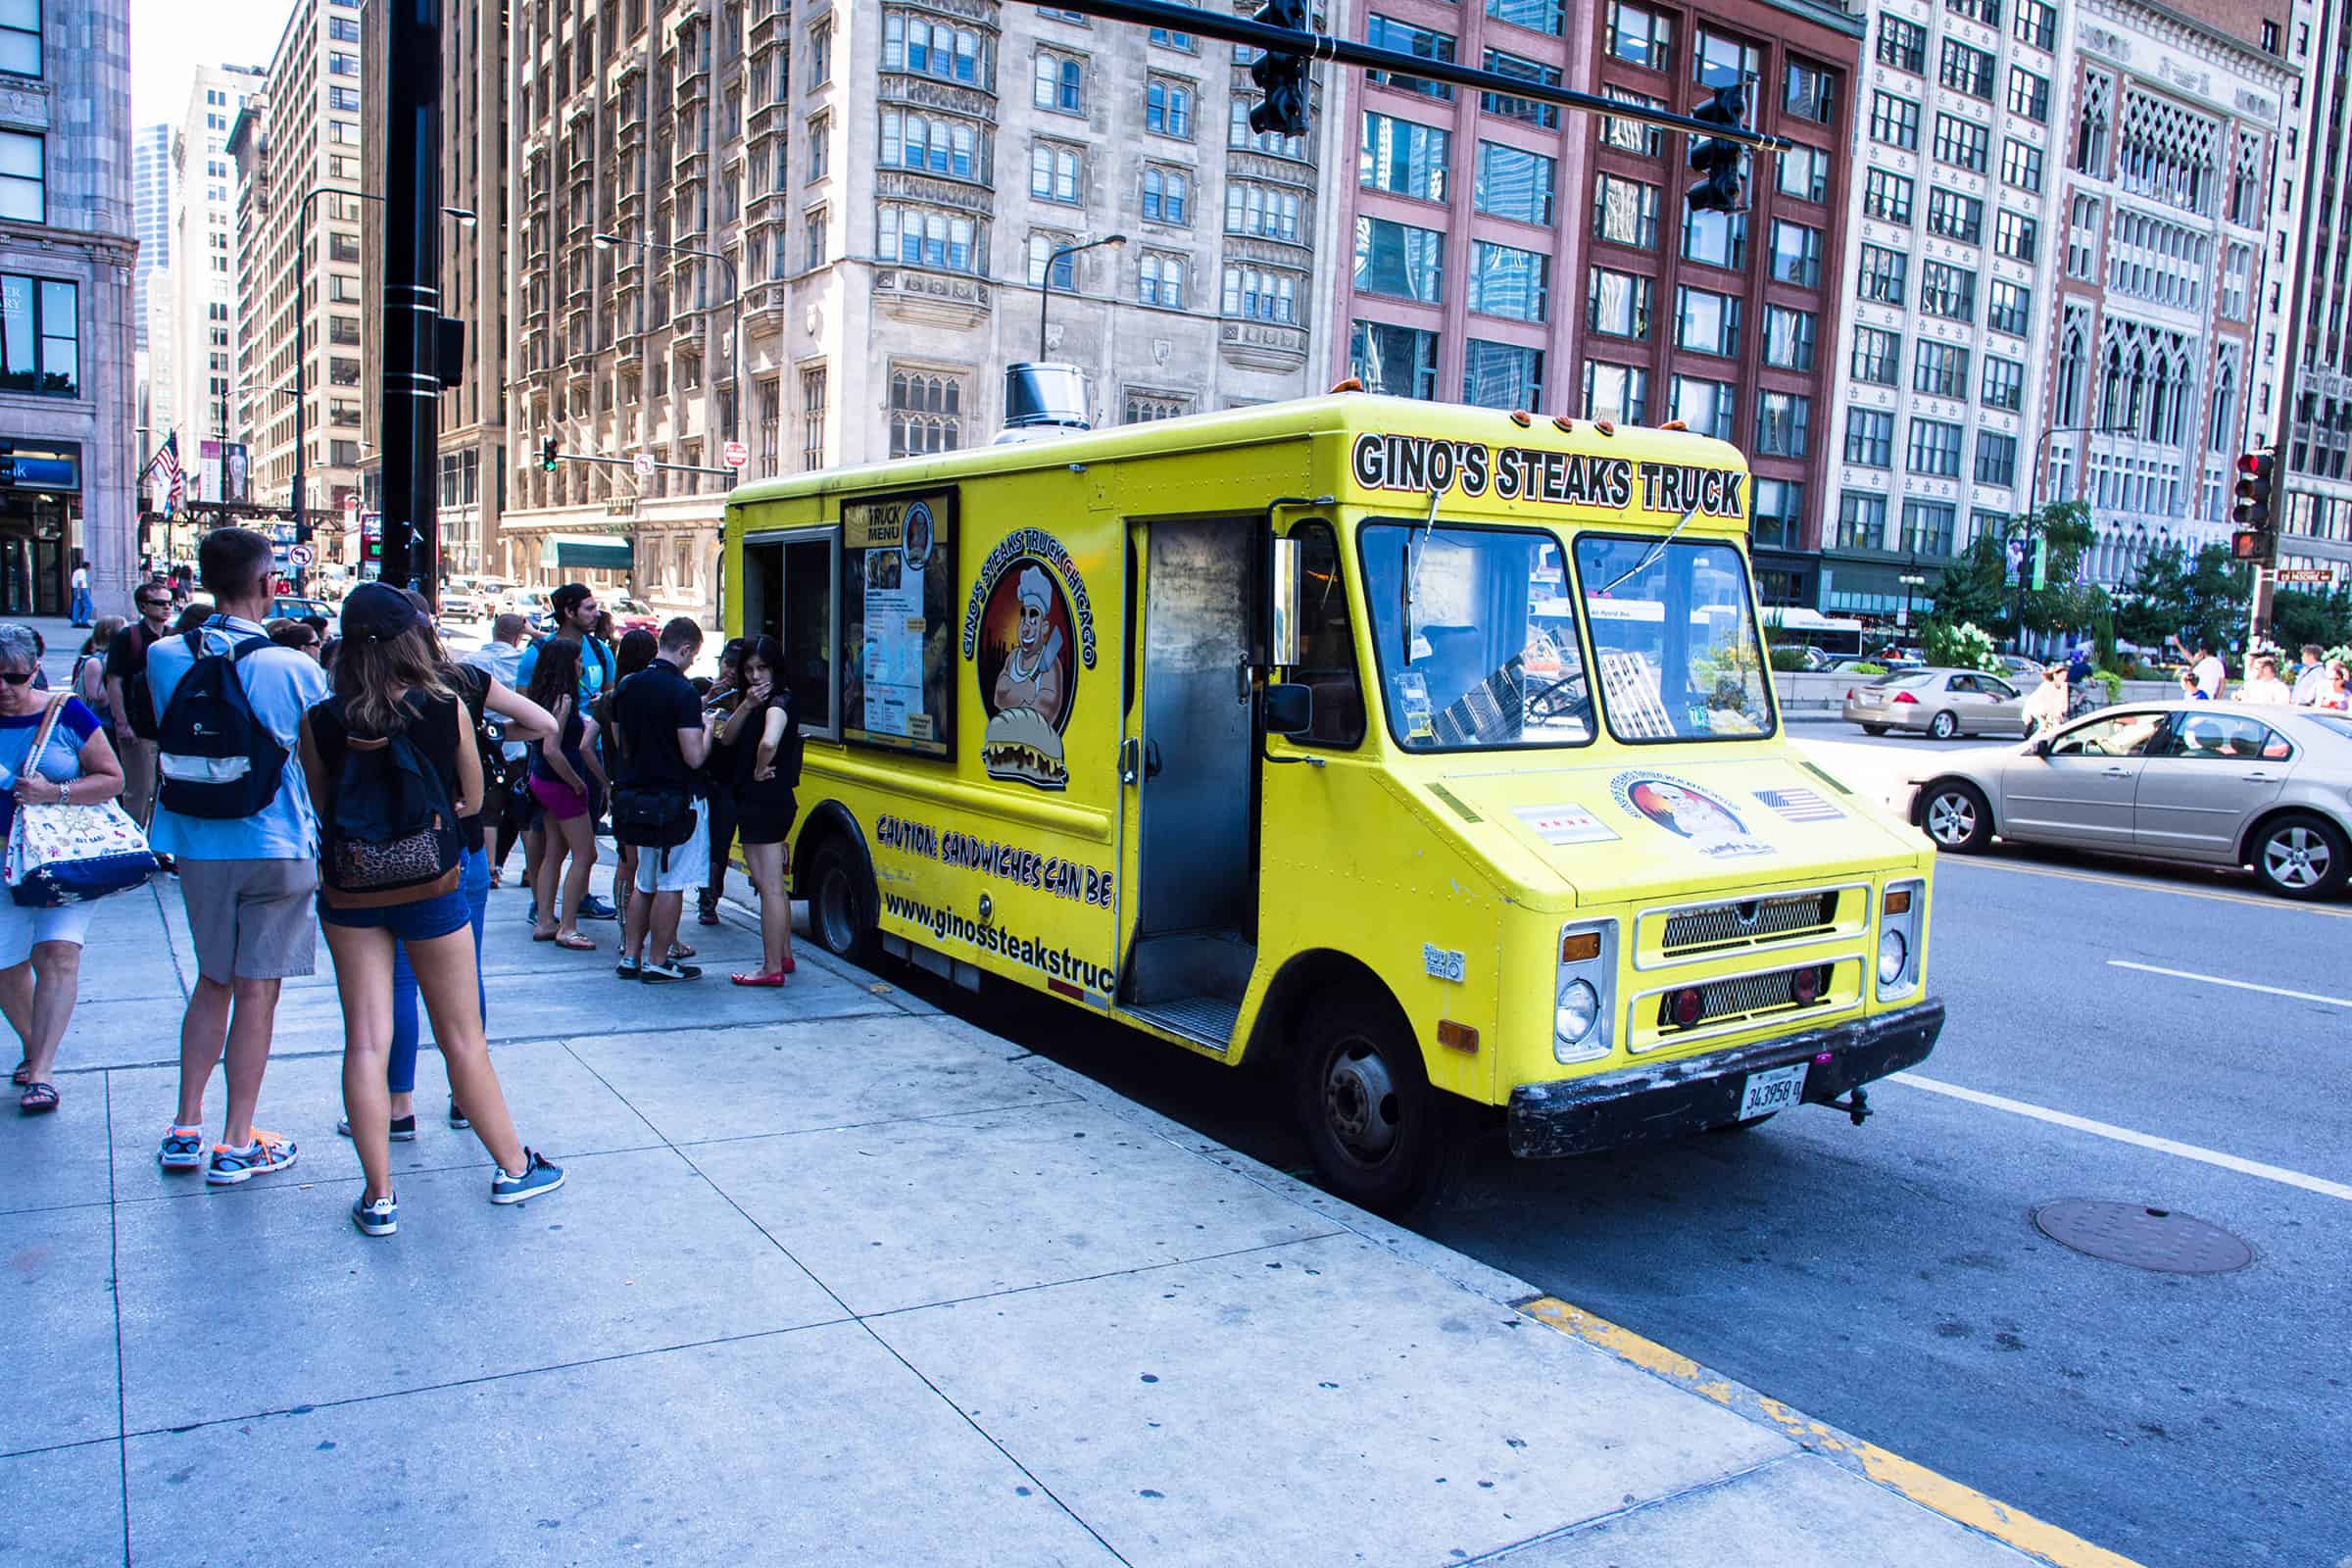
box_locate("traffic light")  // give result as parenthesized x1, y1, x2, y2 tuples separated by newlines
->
(540, 435, 560, 472)
(2230, 450, 2276, 565)
(1248, 0, 1310, 138)
(1686, 83, 1748, 213)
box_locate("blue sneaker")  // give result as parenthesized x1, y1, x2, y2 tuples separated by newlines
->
(490, 1149, 564, 1205)
(206, 1130, 298, 1186)
(157, 1125, 206, 1172)
(578, 894, 618, 921)
(351, 1193, 398, 1237)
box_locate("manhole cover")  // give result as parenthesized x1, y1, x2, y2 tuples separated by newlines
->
(2032, 1200, 2253, 1274)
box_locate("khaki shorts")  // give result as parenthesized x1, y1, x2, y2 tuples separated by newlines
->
(178, 858, 319, 983)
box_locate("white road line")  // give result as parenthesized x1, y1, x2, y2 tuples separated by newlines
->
(1887, 1073, 2352, 1204)
(2107, 959, 2352, 1009)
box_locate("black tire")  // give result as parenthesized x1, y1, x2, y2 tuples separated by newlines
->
(1919, 779, 1993, 854)
(808, 834, 880, 964)
(2247, 812, 2349, 902)
(1293, 995, 1449, 1216)
(1861, 723, 1888, 736)
(1928, 710, 1960, 740)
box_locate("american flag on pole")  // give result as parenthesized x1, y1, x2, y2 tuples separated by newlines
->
(151, 432, 183, 515)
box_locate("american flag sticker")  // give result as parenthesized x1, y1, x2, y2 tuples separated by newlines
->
(1753, 787, 1843, 823)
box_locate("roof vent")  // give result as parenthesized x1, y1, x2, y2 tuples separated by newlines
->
(999, 362, 1092, 441)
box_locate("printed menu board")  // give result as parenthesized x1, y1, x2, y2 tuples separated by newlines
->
(841, 489, 956, 760)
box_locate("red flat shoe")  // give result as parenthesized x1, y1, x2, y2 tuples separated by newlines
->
(730, 970, 789, 987)
(778, 955, 797, 975)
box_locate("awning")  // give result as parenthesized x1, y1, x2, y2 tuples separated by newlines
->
(540, 533, 632, 571)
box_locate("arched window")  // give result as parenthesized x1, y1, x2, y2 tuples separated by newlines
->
(2055, 318, 2088, 426)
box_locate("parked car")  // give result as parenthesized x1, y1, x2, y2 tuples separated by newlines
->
(1901, 705, 2352, 900)
(1843, 667, 2029, 740)
(438, 586, 481, 621)
(507, 589, 552, 631)
(270, 596, 334, 624)
(1998, 654, 2048, 682)
(612, 596, 660, 635)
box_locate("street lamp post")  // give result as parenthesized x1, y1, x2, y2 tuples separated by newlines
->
(1038, 233, 1127, 360)
(1898, 569, 1928, 632)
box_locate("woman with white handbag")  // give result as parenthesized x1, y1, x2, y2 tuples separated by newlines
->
(0, 623, 131, 1114)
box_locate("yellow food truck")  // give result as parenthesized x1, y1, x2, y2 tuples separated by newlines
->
(723, 392, 1942, 1210)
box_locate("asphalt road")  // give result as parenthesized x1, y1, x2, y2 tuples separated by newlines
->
(894, 719, 2352, 1568)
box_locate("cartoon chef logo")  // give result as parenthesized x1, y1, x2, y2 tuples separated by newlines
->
(1609, 771, 1774, 858)
(973, 556, 1077, 790)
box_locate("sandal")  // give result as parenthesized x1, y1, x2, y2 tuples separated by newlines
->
(553, 931, 596, 952)
(531, 926, 560, 943)
(10, 1058, 25, 1086)
(19, 1082, 57, 1114)
(666, 941, 697, 961)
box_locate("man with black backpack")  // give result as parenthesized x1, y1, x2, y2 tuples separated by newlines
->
(143, 528, 329, 1187)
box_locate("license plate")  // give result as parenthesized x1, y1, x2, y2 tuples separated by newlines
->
(1737, 1062, 1809, 1120)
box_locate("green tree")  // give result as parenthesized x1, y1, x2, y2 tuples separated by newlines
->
(2268, 586, 2352, 654)
(2016, 501, 2106, 637)
(2114, 543, 2249, 656)
(1934, 533, 2011, 629)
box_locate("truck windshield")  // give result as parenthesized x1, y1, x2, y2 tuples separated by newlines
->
(1360, 521, 1592, 751)
(1574, 535, 1773, 742)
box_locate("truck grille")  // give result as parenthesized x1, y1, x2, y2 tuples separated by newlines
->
(1656, 964, 1837, 1034)
(1660, 891, 1839, 956)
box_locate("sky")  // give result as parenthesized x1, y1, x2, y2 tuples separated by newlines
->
(129, 0, 292, 129)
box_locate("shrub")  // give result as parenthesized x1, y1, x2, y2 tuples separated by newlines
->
(1769, 647, 1812, 672)
(1852, 662, 1887, 676)
(1922, 618, 2003, 673)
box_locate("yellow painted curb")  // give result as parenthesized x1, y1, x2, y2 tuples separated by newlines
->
(1518, 1297, 2145, 1568)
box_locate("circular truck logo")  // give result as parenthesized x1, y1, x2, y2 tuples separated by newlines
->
(1608, 771, 1774, 858)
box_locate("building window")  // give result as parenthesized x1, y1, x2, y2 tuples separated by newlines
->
(1124, 390, 1192, 422)
(1776, 145, 1828, 204)
(1762, 306, 1815, 370)
(1480, 50, 1562, 128)
(1145, 75, 1194, 137)
(2007, 67, 2049, 122)
(881, 111, 986, 181)
(1938, 39, 1992, 98)
(1864, 169, 1914, 225)
(1468, 241, 1547, 321)
(2013, 0, 2055, 50)
(1226, 180, 1302, 242)
(1601, 86, 1664, 155)
(1920, 260, 1974, 321)
(1907, 417, 1963, 477)
(1486, 0, 1563, 37)
(1913, 339, 1969, 398)
(1986, 279, 2031, 336)
(1582, 360, 1650, 424)
(1360, 113, 1450, 201)
(1139, 252, 1187, 308)
(1027, 233, 1079, 289)
(0, 129, 40, 221)
(1877, 16, 1925, 73)
(328, 86, 361, 113)
(328, 315, 361, 346)
(1900, 500, 1956, 557)
(1871, 91, 1920, 150)
(1784, 60, 1835, 124)
(1994, 209, 2037, 263)
(1586, 270, 1652, 339)
(808, 115, 830, 181)
(1141, 165, 1189, 223)
(876, 205, 981, 273)
(2002, 138, 2043, 193)
(1350, 319, 1439, 399)
(800, 366, 826, 469)
(1604, 2, 1674, 72)
(0, 274, 75, 396)
(1852, 327, 1900, 387)
(1675, 286, 1740, 357)
(1926, 187, 1983, 244)
(0, 0, 38, 77)
(1668, 375, 1735, 440)
(887, 368, 962, 458)
(1982, 356, 2024, 412)
(1364, 16, 1456, 99)
(885, 14, 988, 84)
(1148, 14, 1195, 49)
(1462, 340, 1544, 410)
(328, 51, 359, 76)
(1751, 478, 1804, 551)
(1353, 217, 1444, 303)
(329, 16, 361, 43)
(1034, 50, 1083, 112)
(1975, 432, 2018, 487)
(1934, 113, 1989, 172)
(1769, 220, 1821, 286)
(1681, 207, 1747, 270)
(2074, 73, 2112, 175)
(805, 206, 827, 270)
(1475, 141, 1553, 224)
(1845, 409, 1893, 467)
(1223, 264, 1300, 321)
(1591, 172, 1659, 250)
(1692, 25, 1760, 89)
(1838, 491, 1887, 551)
(1755, 391, 1810, 459)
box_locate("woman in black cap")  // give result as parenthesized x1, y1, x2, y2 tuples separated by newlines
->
(301, 582, 564, 1238)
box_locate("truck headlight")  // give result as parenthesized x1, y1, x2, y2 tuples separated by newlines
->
(1876, 879, 1924, 1001)
(1553, 920, 1618, 1064)
(1555, 978, 1599, 1047)
(1877, 928, 1908, 987)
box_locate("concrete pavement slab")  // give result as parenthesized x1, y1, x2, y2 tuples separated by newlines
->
(0, 1439, 122, 1567)
(566, 1015, 1071, 1146)
(0, 1206, 121, 1455)
(870, 1231, 1788, 1568)
(103, 1038, 662, 1202)
(688, 1096, 1342, 1316)
(0, 1072, 115, 1216)
(1488, 1451, 2041, 1566)
(114, 1147, 844, 1432)
(125, 1322, 1121, 1567)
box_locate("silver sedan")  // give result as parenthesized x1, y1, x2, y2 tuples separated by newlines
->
(1844, 667, 2029, 741)
(1900, 703, 2352, 900)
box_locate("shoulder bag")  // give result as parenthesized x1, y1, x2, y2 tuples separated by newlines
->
(5, 696, 160, 907)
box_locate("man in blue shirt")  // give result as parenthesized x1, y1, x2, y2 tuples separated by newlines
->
(146, 527, 330, 1187)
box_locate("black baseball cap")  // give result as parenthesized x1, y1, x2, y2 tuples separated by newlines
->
(340, 581, 425, 643)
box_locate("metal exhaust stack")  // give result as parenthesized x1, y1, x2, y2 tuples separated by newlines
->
(996, 363, 1092, 445)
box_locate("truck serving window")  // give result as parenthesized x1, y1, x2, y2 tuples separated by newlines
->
(1360, 521, 1592, 752)
(1572, 535, 1774, 742)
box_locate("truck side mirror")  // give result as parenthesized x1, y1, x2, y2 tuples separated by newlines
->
(1269, 535, 1301, 668)
(1264, 681, 1312, 737)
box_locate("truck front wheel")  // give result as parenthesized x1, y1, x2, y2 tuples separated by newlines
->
(809, 835, 879, 966)
(1293, 997, 1450, 1216)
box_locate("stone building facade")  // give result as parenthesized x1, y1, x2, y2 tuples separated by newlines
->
(169, 65, 264, 505)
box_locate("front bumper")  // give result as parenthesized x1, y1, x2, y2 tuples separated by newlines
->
(1505, 1000, 1945, 1159)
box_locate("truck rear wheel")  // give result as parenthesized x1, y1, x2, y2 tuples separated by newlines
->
(808, 835, 879, 966)
(1293, 996, 1450, 1216)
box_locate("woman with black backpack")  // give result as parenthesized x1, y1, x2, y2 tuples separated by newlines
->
(718, 635, 801, 987)
(300, 584, 564, 1238)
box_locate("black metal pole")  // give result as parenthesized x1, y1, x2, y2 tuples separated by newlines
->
(379, 0, 443, 601)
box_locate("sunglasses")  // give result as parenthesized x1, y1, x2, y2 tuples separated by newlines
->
(137, 598, 170, 611)
(0, 670, 33, 687)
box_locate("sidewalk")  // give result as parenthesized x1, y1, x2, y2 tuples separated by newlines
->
(3, 861, 2093, 1567)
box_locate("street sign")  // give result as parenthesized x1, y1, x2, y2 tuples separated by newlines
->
(632, 451, 656, 479)
(721, 439, 749, 469)
(2272, 567, 2336, 585)
(287, 544, 315, 568)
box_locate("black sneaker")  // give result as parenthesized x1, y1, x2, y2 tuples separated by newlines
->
(448, 1101, 469, 1131)
(336, 1114, 418, 1142)
(615, 955, 644, 980)
(641, 959, 703, 984)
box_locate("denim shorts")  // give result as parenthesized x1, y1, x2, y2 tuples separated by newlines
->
(318, 886, 472, 941)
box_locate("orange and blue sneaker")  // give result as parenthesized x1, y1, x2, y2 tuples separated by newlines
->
(205, 1130, 299, 1186)
(157, 1125, 206, 1172)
